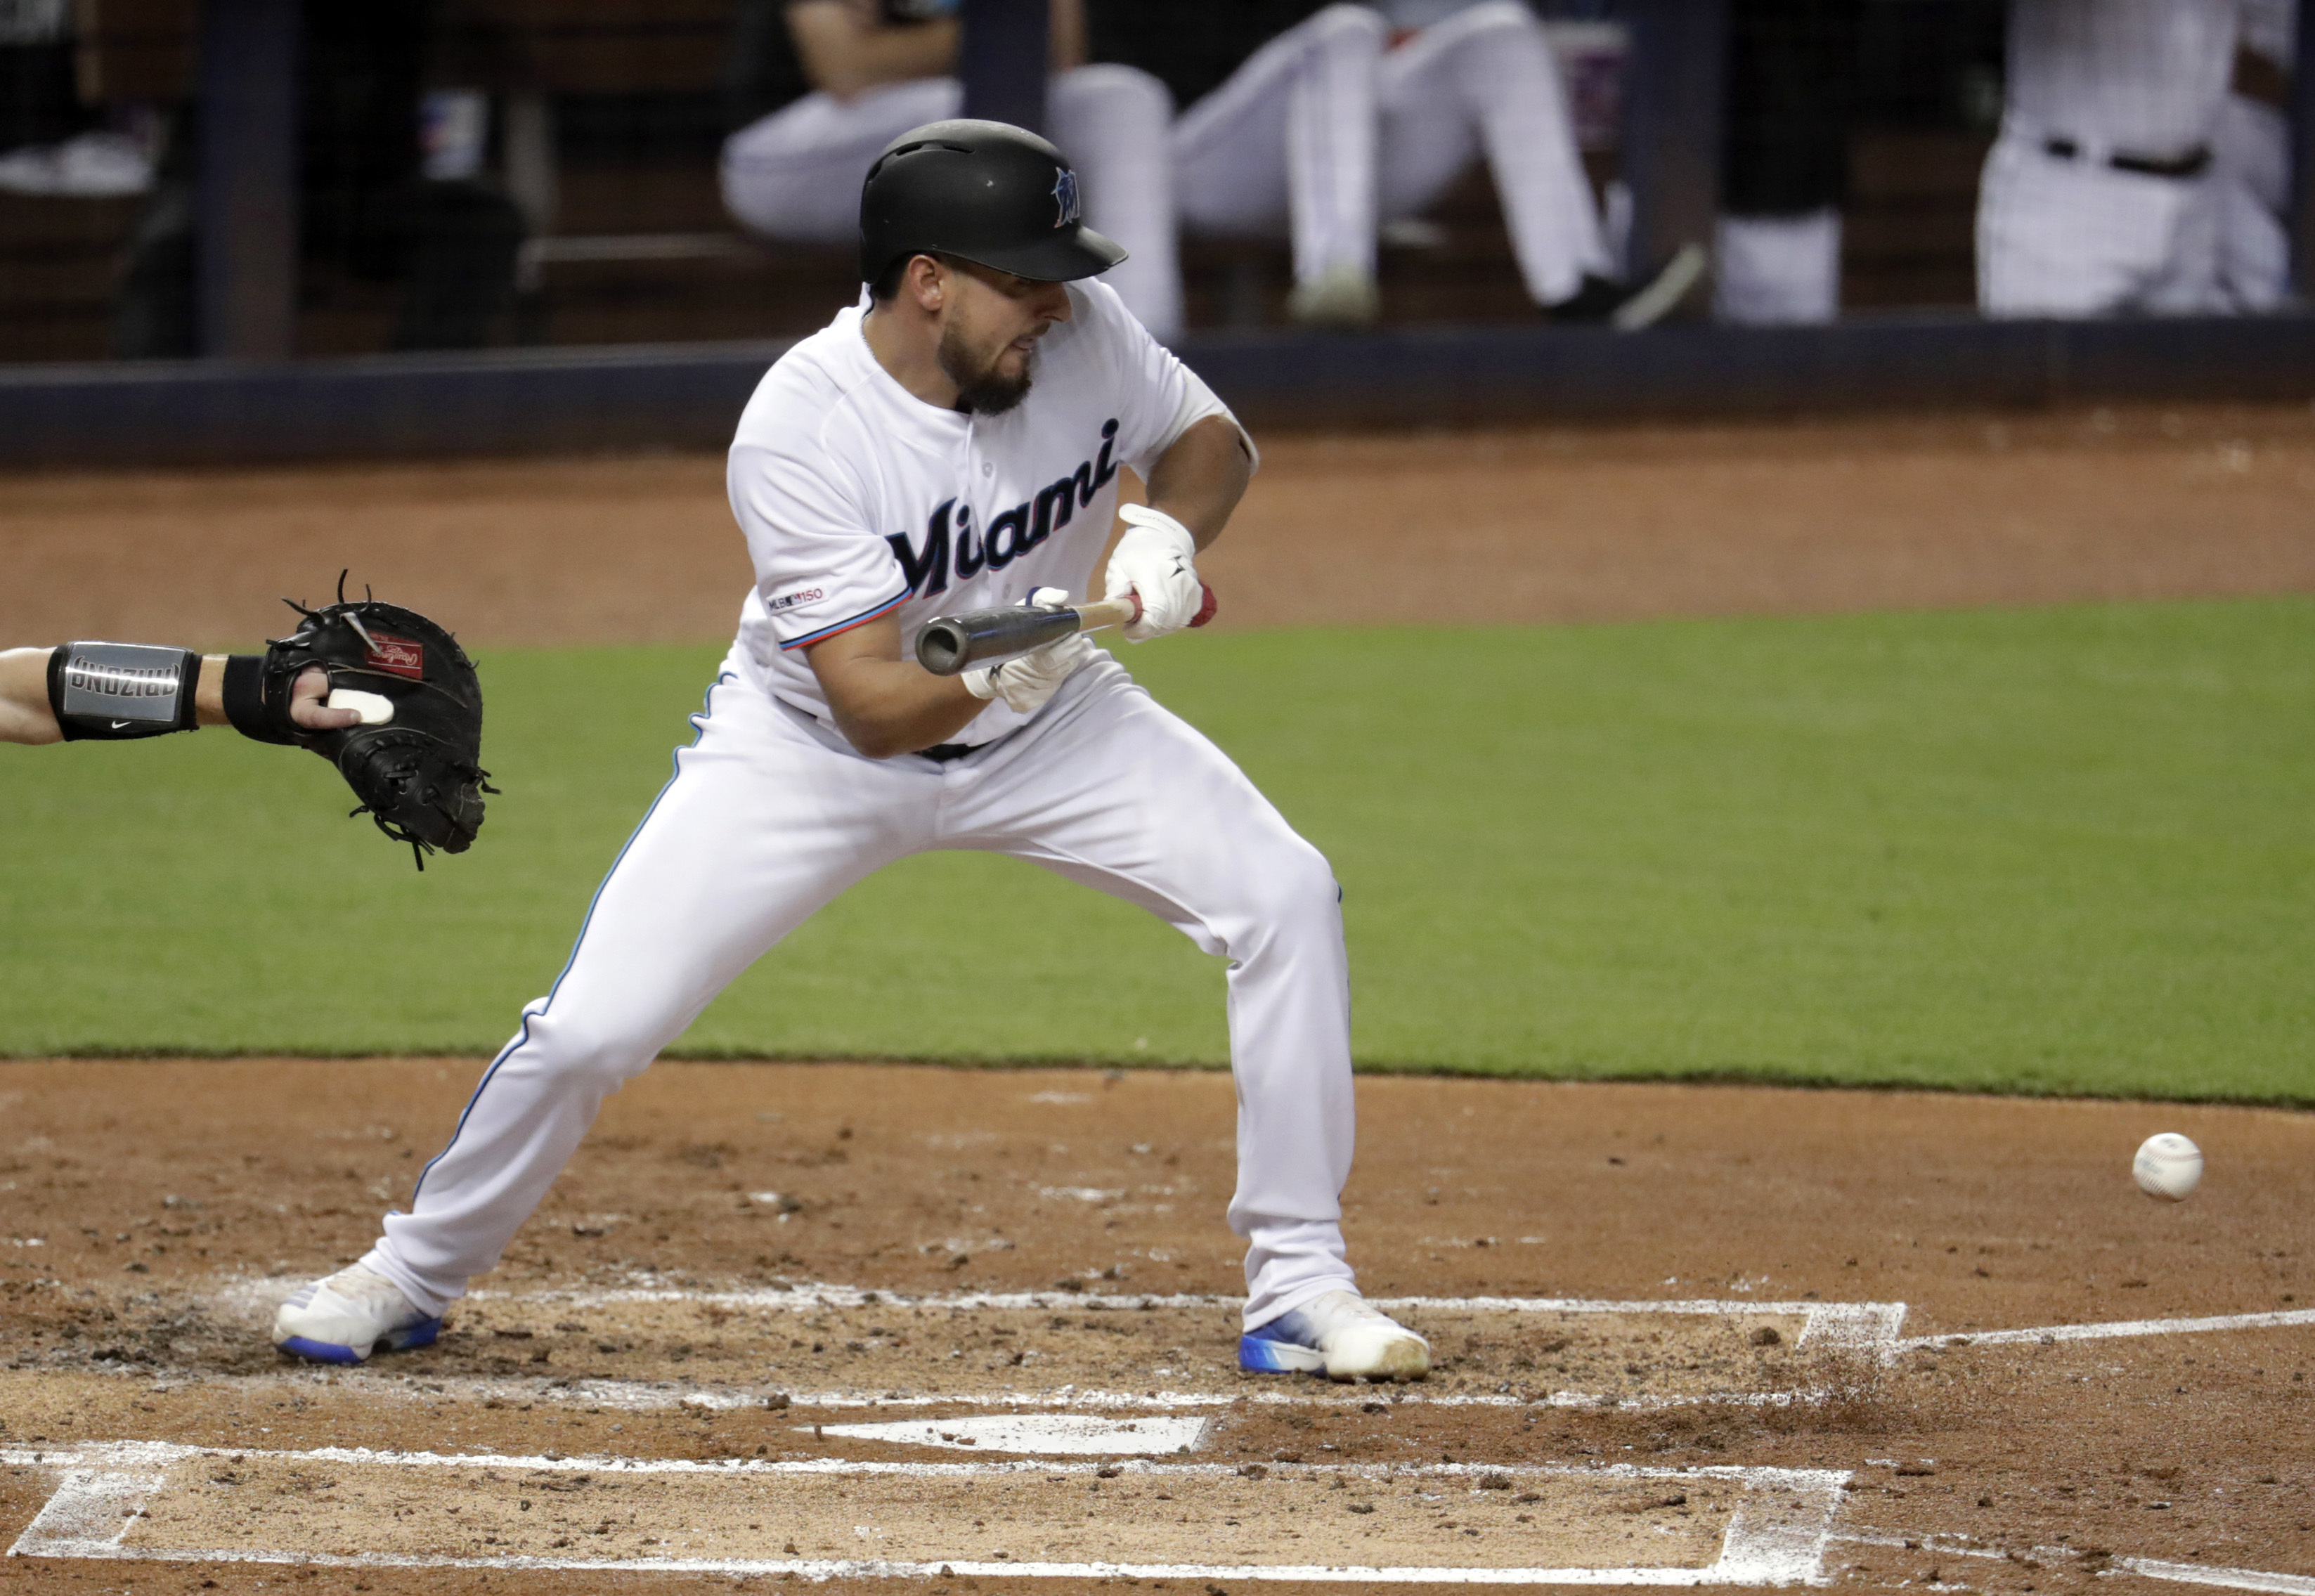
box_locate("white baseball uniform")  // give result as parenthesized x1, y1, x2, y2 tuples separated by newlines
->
(722, 67, 1184, 342)
(1977, 0, 2240, 318)
(1174, 0, 1610, 305)
(358, 279, 1362, 1332)
(2213, 0, 2299, 311)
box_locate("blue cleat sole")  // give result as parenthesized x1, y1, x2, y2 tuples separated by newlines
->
(276, 1318, 441, 1365)
(1238, 1332, 1325, 1375)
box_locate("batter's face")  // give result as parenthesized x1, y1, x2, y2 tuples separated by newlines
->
(935, 260, 1073, 415)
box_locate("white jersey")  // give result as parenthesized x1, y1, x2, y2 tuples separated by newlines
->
(725, 280, 1240, 746)
(2004, 0, 2239, 157)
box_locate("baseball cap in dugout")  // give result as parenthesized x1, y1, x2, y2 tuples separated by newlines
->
(859, 119, 1127, 287)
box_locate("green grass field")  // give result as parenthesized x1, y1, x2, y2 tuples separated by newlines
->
(3, 597, 2308, 1102)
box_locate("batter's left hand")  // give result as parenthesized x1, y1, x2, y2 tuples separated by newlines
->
(1104, 504, 1203, 643)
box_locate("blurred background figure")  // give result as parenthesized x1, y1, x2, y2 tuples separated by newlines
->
(113, 1, 529, 357)
(1088, 0, 1689, 330)
(1976, 0, 2241, 318)
(2212, 0, 2300, 311)
(1713, 0, 1860, 325)
(719, 0, 1181, 339)
(0, 0, 155, 198)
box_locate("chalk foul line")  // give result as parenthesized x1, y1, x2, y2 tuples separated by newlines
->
(3, 1441, 1848, 1585)
(1831, 1531, 2315, 1596)
(1890, 1307, 2315, 1357)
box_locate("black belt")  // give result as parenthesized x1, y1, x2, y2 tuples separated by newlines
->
(918, 741, 983, 763)
(2043, 136, 2210, 179)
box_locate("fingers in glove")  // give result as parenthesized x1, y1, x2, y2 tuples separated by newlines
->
(289, 666, 365, 730)
(969, 630, 1097, 715)
(1103, 505, 1202, 643)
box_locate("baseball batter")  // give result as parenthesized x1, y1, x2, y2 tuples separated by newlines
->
(273, 119, 1431, 1384)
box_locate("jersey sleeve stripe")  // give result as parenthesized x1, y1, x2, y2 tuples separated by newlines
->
(777, 585, 912, 651)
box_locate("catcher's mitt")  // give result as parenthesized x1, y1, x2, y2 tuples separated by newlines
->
(231, 576, 494, 867)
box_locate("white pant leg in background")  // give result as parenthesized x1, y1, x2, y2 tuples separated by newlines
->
(722, 70, 1182, 338)
(368, 656, 1361, 1331)
(1976, 129, 2222, 317)
(1174, 3, 1385, 287)
(1713, 209, 1842, 324)
(1051, 65, 1184, 342)
(2212, 93, 2293, 311)
(1376, 1, 1611, 306)
(721, 79, 964, 243)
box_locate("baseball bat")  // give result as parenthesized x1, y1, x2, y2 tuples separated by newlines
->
(915, 585, 1218, 676)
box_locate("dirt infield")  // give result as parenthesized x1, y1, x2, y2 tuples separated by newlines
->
(3, 1062, 2314, 1592)
(6, 403, 2315, 1590)
(5, 402, 2315, 649)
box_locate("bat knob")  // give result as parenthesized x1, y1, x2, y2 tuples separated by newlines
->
(1190, 583, 1218, 628)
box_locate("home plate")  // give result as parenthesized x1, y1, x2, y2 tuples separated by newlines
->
(4, 1443, 1849, 1583)
(810, 1414, 1210, 1453)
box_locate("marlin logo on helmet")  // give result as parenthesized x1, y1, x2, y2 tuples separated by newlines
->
(1051, 168, 1081, 229)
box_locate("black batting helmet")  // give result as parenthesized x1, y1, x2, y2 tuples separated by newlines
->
(859, 119, 1126, 287)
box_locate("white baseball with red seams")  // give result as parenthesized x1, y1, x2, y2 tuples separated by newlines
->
(331, 279, 1377, 1344)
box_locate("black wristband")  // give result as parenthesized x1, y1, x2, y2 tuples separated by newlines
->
(48, 642, 201, 741)
(222, 653, 301, 744)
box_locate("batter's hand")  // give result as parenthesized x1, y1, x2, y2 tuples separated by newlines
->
(962, 589, 1096, 715)
(1103, 504, 1203, 643)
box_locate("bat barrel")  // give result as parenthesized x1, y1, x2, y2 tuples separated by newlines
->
(914, 606, 1082, 675)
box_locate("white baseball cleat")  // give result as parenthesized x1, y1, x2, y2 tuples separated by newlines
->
(273, 1263, 440, 1365)
(1239, 1290, 1430, 1382)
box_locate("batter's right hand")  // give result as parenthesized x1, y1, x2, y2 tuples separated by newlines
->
(962, 589, 1096, 715)
(1104, 505, 1203, 643)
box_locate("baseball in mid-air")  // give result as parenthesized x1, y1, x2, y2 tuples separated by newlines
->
(2133, 1133, 2203, 1201)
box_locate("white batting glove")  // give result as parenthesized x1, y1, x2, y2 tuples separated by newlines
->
(962, 588, 1096, 716)
(1103, 504, 1202, 643)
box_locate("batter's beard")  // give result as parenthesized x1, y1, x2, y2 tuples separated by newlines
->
(940, 321, 1035, 415)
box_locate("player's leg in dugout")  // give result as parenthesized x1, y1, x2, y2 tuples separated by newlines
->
(1173, 4, 1385, 297)
(363, 671, 938, 1314)
(1050, 65, 1183, 343)
(928, 656, 1358, 1333)
(1375, 0, 1612, 309)
(720, 77, 963, 242)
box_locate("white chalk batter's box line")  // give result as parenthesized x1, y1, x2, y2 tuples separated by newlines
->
(0, 1441, 1850, 1585)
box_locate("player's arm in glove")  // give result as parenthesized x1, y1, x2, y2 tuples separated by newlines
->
(0, 645, 352, 746)
(1102, 414, 1252, 642)
(220, 581, 495, 867)
(10, 582, 493, 867)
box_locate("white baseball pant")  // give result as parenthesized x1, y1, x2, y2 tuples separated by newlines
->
(1713, 209, 1843, 325)
(1176, 1, 1608, 305)
(363, 654, 1360, 1332)
(1174, 2, 1385, 288)
(720, 66, 1184, 342)
(1976, 129, 2223, 317)
(1375, 0, 1612, 306)
(2212, 93, 2293, 312)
